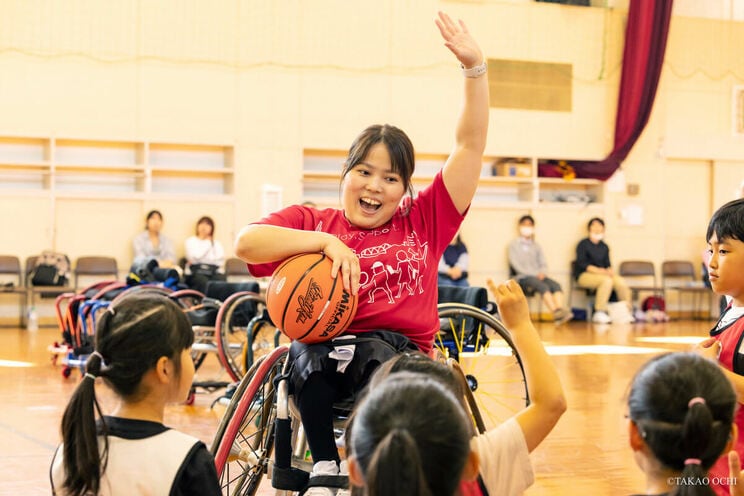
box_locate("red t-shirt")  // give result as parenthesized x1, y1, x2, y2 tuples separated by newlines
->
(248, 171, 465, 352)
(709, 310, 744, 496)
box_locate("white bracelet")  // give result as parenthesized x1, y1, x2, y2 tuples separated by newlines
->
(461, 61, 487, 78)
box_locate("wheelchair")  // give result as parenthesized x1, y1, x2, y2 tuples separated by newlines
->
(50, 279, 280, 396)
(175, 280, 283, 403)
(210, 287, 529, 495)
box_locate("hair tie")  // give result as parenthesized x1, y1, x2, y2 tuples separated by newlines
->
(684, 458, 702, 466)
(90, 351, 105, 363)
(688, 397, 706, 408)
(84, 372, 97, 381)
(108, 306, 115, 316)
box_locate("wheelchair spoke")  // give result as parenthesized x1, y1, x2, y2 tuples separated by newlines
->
(213, 346, 287, 496)
(438, 303, 529, 433)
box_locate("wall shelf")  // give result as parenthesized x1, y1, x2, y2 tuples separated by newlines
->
(302, 150, 605, 208)
(0, 136, 235, 197)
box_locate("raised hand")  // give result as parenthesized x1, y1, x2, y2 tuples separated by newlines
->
(487, 279, 531, 331)
(434, 11, 483, 69)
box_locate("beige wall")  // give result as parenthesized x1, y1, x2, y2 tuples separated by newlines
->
(0, 1, 742, 310)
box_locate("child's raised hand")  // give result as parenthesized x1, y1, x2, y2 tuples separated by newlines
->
(487, 279, 531, 331)
(730, 451, 743, 496)
(694, 337, 722, 362)
(434, 11, 483, 71)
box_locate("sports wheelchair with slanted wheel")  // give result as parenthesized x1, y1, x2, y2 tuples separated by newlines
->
(210, 287, 528, 495)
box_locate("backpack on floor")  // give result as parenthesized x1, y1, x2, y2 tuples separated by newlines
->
(31, 251, 71, 286)
(642, 295, 666, 312)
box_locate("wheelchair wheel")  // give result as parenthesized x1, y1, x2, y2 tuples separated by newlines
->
(217, 292, 281, 381)
(437, 303, 529, 433)
(210, 353, 269, 454)
(213, 345, 288, 495)
(170, 290, 211, 370)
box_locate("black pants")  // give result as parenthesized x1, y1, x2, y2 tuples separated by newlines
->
(289, 331, 415, 463)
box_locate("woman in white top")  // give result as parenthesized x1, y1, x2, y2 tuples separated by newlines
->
(184, 216, 225, 293)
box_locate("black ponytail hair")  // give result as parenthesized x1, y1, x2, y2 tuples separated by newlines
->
(628, 352, 736, 496)
(349, 372, 471, 496)
(59, 293, 193, 496)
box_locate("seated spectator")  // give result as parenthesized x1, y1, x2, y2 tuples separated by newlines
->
(132, 210, 177, 268)
(627, 352, 736, 496)
(184, 216, 226, 293)
(574, 217, 633, 324)
(508, 215, 573, 325)
(438, 234, 469, 287)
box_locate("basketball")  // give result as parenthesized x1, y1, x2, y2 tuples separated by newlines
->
(266, 253, 358, 343)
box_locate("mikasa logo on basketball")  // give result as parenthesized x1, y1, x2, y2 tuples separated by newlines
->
(320, 291, 352, 338)
(295, 279, 324, 324)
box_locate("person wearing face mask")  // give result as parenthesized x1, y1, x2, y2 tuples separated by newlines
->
(574, 217, 633, 324)
(508, 215, 573, 325)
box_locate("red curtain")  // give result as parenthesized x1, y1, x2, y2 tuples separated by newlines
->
(571, 0, 674, 181)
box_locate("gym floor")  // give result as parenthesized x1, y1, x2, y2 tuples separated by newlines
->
(0, 316, 714, 495)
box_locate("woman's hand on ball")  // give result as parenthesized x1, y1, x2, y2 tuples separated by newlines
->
(322, 237, 360, 295)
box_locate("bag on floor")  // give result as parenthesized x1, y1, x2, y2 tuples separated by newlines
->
(642, 295, 666, 312)
(31, 251, 71, 286)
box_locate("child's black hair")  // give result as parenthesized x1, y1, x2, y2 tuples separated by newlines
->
(59, 293, 193, 496)
(628, 352, 736, 496)
(706, 198, 744, 243)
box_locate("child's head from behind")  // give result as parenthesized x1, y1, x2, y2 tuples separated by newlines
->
(59, 294, 195, 496)
(705, 198, 744, 300)
(348, 372, 475, 496)
(367, 352, 463, 398)
(91, 293, 195, 400)
(628, 352, 736, 486)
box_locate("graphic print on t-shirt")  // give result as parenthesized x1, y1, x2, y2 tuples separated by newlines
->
(355, 233, 428, 305)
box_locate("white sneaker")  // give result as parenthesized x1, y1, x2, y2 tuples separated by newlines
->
(336, 460, 350, 496)
(305, 460, 339, 496)
(592, 311, 612, 324)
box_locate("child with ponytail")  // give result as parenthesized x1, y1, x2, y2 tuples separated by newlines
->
(49, 293, 220, 495)
(627, 352, 737, 496)
(346, 372, 478, 496)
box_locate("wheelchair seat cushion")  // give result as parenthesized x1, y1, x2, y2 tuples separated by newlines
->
(187, 307, 219, 327)
(205, 281, 259, 300)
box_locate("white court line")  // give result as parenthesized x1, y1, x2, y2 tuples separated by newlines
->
(482, 344, 668, 357)
(633, 336, 707, 345)
(0, 359, 34, 368)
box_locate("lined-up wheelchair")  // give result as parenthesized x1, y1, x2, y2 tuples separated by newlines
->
(209, 286, 528, 495)
(51, 278, 281, 397)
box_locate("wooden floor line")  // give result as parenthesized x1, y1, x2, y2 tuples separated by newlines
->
(0, 420, 57, 450)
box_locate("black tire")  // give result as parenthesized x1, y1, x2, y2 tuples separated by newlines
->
(170, 289, 211, 370)
(217, 292, 283, 381)
(212, 345, 288, 495)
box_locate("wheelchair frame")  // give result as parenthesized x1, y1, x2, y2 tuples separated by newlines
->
(210, 300, 529, 495)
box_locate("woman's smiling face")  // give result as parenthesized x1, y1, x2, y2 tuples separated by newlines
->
(342, 142, 406, 230)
